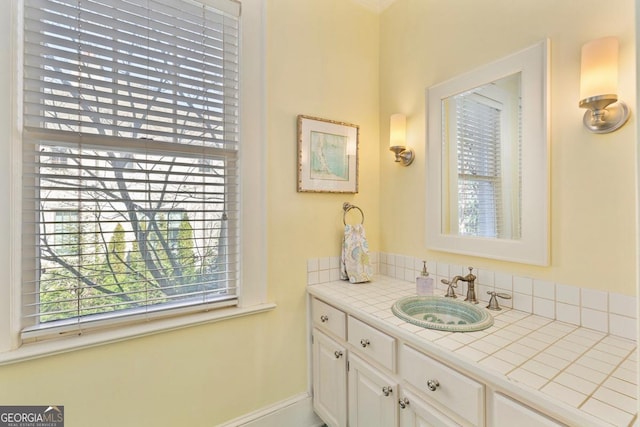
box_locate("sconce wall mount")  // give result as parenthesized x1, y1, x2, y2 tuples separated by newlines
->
(579, 94, 629, 134)
(389, 145, 415, 166)
(578, 37, 630, 134)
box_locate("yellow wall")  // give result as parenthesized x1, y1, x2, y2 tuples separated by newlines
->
(0, 0, 380, 426)
(379, 0, 637, 295)
(0, 1, 636, 427)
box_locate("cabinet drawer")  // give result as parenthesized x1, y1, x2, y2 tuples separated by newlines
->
(347, 316, 396, 371)
(400, 345, 484, 427)
(312, 298, 346, 340)
(492, 393, 564, 427)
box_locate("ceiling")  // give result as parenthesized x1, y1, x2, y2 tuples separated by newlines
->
(351, 0, 397, 13)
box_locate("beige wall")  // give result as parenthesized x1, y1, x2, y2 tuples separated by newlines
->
(0, 0, 380, 425)
(379, 0, 637, 295)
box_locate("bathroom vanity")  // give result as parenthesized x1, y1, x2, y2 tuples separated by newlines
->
(308, 277, 637, 427)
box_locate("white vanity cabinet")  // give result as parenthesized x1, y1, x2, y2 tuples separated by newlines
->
(310, 296, 568, 427)
(347, 353, 398, 427)
(490, 393, 565, 427)
(311, 298, 399, 427)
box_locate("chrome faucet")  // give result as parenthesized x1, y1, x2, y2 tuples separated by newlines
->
(442, 267, 478, 304)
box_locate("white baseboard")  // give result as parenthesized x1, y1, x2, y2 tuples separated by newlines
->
(217, 392, 324, 427)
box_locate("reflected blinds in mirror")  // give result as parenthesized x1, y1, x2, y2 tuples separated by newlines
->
(455, 93, 503, 238)
(449, 84, 521, 240)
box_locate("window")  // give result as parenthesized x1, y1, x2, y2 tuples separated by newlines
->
(22, 0, 241, 337)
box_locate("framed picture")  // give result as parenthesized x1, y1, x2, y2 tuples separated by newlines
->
(297, 115, 359, 193)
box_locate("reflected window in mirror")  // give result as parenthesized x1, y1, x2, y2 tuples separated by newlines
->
(442, 73, 522, 239)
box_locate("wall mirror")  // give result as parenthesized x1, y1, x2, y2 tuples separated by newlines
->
(426, 40, 549, 265)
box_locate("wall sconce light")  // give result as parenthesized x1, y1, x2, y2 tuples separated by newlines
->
(579, 36, 630, 134)
(389, 113, 414, 166)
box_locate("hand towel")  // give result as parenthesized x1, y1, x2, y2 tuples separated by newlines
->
(340, 224, 372, 283)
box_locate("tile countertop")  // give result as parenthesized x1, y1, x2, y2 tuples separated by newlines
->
(308, 276, 638, 427)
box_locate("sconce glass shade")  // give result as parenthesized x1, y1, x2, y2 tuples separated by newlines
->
(580, 37, 618, 100)
(579, 37, 629, 134)
(390, 113, 406, 148)
(389, 113, 414, 166)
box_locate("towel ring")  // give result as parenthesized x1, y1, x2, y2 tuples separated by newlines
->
(343, 202, 364, 225)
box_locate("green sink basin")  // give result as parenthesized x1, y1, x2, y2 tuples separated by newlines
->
(391, 296, 494, 332)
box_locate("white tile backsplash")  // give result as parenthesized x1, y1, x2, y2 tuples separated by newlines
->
(436, 262, 450, 278)
(533, 279, 555, 299)
(513, 292, 533, 312)
(582, 288, 608, 311)
(581, 307, 609, 333)
(450, 264, 465, 277)
(476, 268, 494, 286)
(556, 283, 580, 306)
(533, 297, 555, 319)
(513, 276, 533, 295)
(610, 292, 636, 317)
(556, 302, 581, 325)
(494, 271, 513, 291)
(308, 252, 638, 341)
(609, 313, 638, 340)
(307, 258, 319, 272)
(329, 256, 339, 269)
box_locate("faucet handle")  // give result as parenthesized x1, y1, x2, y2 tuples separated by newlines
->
(486, 291, 511, 310)
(441, 279, 458, 298)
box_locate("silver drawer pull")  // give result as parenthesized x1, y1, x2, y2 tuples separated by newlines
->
(382, 386, 393, 397)
(320, 315, 329, 322)
(334, 350, 343, 359)
(360, 338, 370, 348)
(398, 397, 410, 409)
(426, 379, 440, 391)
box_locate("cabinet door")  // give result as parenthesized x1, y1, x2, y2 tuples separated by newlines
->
(492, 393, 564, 427)
(348, 353, 398, 427)
(313, 329, 347, 427)
(399, 389, 461, 427)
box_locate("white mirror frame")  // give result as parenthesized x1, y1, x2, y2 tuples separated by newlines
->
(426, 40, 550, 266)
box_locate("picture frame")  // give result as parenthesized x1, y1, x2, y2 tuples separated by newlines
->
(297, 115, 359, 193)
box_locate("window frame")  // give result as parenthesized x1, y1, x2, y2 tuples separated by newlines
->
(0, 0, 270, 364)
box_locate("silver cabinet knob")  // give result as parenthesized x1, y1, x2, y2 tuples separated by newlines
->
(320, 315, 329, 322)
(382, 386, 393, 397)
(426, 379, 440, 391)
(360, 339, 370, 348)
(398, 397, 410, 409)
(334, 350, 343, 359)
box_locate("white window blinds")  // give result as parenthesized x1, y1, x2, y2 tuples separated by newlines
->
(22, 0, 241, 336)
(449, 84, 522, 240)
(455, 93, 504, 238)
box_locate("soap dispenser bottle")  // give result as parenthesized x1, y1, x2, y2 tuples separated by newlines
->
(416, 261, 434, 295)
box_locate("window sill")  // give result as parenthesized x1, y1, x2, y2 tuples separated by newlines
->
(0, 302, 276, 366)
